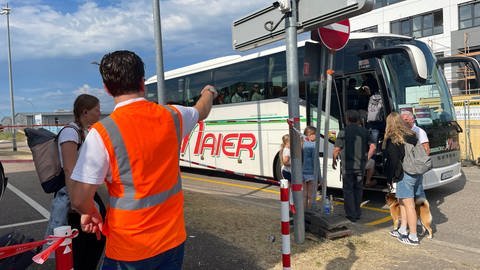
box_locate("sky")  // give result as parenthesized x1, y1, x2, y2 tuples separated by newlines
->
(0, 0, 284, 119)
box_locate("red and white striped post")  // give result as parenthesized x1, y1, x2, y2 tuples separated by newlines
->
(53, 226, 74, 270)
(280, 179, 291, 270)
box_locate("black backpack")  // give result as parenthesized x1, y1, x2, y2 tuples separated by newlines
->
(0, 161, 7, 201)
(0, 231, 40, 270)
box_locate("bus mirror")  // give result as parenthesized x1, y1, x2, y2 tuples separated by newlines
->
(437, 56, 480, 90)
(358, 45, 428, 83)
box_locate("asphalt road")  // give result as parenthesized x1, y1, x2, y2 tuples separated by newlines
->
(1, 157, 480, 269)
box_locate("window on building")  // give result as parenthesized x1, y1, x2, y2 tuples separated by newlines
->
(374, 0, 405, 9)
(459, 1, 480, 29)
(353, 25, 378, 33)
(390, 9, 443, 38)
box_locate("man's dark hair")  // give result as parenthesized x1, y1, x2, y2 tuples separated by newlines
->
(99, 50, 145, 97)
(345, 110, 360, 124)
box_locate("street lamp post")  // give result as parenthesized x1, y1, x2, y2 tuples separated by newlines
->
(1, 3, 16, 151)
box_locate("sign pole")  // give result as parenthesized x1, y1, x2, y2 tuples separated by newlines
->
(152, 0, 166, 104)
(312, 44, 327, 209)
(286, 0, 304, 244)
(317, 19, 350, 214)
(322, 50, 334, 213)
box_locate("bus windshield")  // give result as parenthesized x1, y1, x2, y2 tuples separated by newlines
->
(378, 40, 455, 127)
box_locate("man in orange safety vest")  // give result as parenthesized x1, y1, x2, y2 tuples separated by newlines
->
(69, 50, 216, 269)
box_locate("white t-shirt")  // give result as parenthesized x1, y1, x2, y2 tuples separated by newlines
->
(57, 122, 82, 168)
(71, 98, 199, 185)
(281, 147, 291, 172)
(412, 125, 428, 144)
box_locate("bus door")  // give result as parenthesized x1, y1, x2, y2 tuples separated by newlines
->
(334, 71, 388, 182)
(334, 72, 385, 127)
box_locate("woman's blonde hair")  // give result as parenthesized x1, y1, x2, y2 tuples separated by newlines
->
(280, 134, 290, 165)
(383, 111, 415, 148)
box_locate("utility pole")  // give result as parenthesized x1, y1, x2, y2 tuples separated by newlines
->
(152, 0, 166, 104)
(1, 3, 16, 151)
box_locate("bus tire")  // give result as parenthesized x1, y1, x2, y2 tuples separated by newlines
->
(273, 153, 282, 181)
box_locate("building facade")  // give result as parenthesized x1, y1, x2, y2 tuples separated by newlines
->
(351, 0, 480, 95)
(1, 111, 109, 134)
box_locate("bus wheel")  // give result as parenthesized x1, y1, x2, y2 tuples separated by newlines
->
(273, 153, 282, 180)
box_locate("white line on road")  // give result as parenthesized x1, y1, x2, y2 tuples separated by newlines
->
(430, 238, 480, 255)
(7, 184, 50, 219)
(0, 219, 48, 230)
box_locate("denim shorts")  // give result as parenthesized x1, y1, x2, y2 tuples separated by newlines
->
(415, 176, 426, 199)
(303, 174, 314, 182)
(396, 173, 422, 199)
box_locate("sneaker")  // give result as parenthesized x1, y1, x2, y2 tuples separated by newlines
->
(389, 229, 401, 238)
(397, 234, 419, 246)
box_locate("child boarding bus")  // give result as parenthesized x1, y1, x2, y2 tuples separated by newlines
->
(145, 32, 469, 191)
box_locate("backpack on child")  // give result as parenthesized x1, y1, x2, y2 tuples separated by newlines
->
(24, 125, 81, 193)
(367, 94, 384, 122)
(402, 141, 432, 175)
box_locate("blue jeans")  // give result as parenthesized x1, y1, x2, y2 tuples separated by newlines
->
(101, 242, 185, 270)
(396, 173, 422, 199)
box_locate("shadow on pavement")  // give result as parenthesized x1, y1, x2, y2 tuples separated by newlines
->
(185, 228, 263, 270)
(426, 171, 467, 231)
(325, 241, 358, 270)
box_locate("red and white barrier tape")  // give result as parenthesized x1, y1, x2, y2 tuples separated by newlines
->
(0, 239, 48, 260)
(0, 229, 78, 265)
(180, 158, 279, 185)
(280, 179, 291, 270)
(0, 159, 33, 163)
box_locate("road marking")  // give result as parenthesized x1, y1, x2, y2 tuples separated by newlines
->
(429, 238, 480, 255)
(7, 184, 50, 219)
(183, 174, 394, 226)
(365, 216, 392, 226)
(361, 205, 390, 214)
(183, 175, 279, 194)
(0, 219, 48, 230)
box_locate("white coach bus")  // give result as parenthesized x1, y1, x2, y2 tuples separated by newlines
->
(145, 33, 473, 191)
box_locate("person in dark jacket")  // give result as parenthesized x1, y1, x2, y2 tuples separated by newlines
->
(383, 112, 421, 246)
(332, 110, 376, 222)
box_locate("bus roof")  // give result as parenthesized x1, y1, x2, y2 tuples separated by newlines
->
(145, 32, 412, 84)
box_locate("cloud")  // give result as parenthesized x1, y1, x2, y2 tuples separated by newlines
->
(43, 89, 63, 98)
(0, 0, 267, 61)
(73, 84, 114, 112)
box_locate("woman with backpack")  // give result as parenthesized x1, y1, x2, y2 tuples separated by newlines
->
(382, 112, 421, 246)
(45, 94, 106, 269)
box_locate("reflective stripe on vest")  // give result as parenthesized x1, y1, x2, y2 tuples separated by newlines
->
(101, 104, 182, 210)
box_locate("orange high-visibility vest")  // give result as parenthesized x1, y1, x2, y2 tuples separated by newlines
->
(92, 100, 185, 261)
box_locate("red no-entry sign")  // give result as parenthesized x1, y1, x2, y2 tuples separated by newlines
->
(318, 19, 350, 51)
